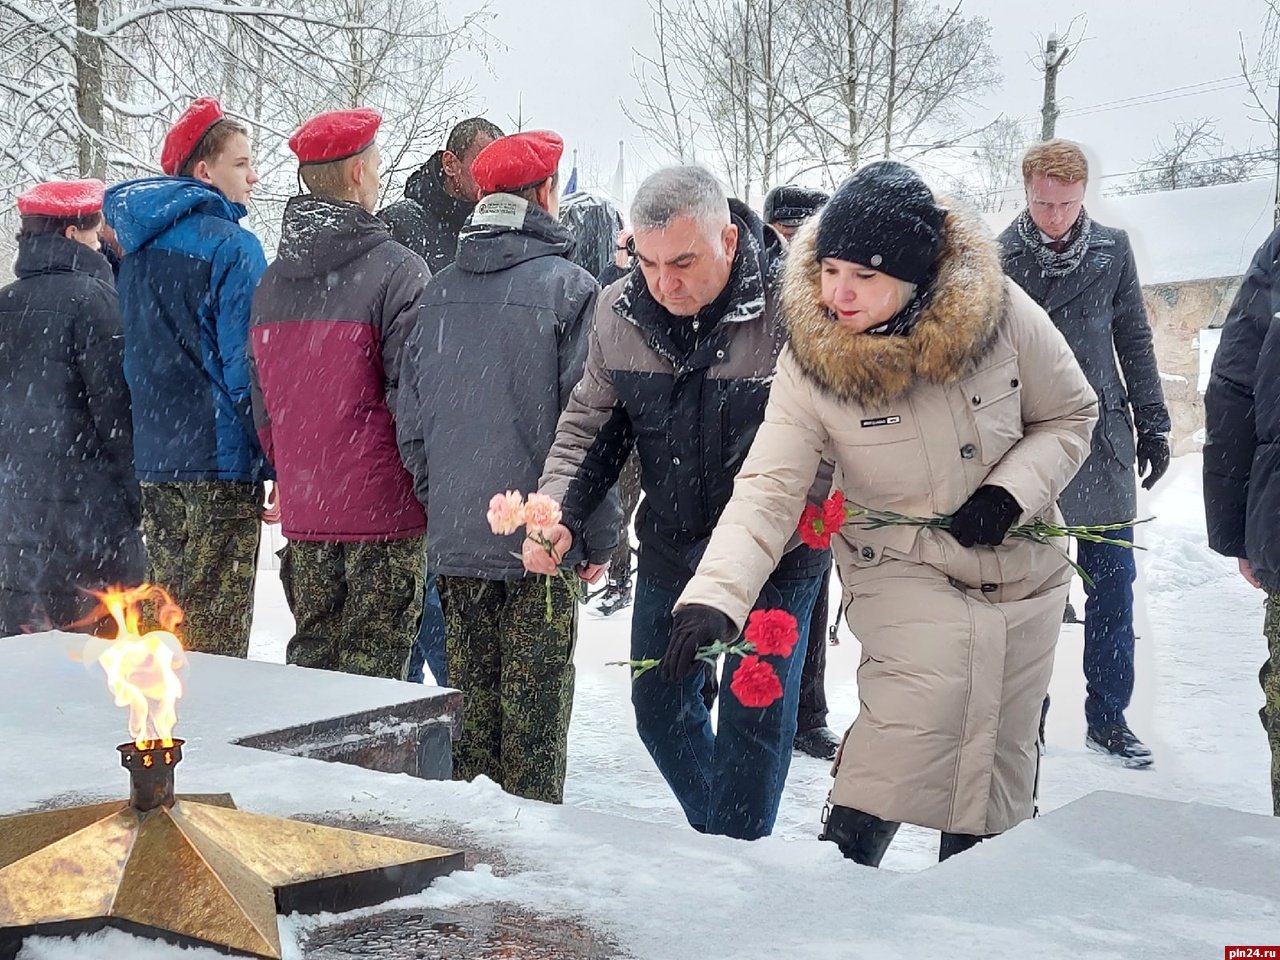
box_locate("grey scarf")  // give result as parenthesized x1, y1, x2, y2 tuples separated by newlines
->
(1016, 208, 1092, 278)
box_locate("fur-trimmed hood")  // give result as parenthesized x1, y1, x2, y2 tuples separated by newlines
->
(784, 200, 1007, 407)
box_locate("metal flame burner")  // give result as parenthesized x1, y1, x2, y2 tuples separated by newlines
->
(118, 739, 184, 812)
(0, 741, 464, 959)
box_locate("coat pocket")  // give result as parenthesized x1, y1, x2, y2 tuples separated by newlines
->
(961, 356, 1024, 466)
(828, 415, 933, 503)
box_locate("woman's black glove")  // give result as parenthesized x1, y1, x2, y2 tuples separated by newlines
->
(661, 604, 736, 682)
(1136, 433, 1170, 490)
(947, 485, 1022, 548)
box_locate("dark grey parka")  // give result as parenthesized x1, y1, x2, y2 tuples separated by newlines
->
(396, 193, 619, 579)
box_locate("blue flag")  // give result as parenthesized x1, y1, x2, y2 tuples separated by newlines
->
(564, 164, 579, 195)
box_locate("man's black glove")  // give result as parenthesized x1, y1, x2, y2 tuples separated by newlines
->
(1136, 433, 1170, 491)
(661, 604, 736, 682)
(947, 485, 1022, 548)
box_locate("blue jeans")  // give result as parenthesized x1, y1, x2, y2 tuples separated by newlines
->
(630, 572, 822, 840)
(1080, 527, 1137, 729)
(406, 572, 449, 686)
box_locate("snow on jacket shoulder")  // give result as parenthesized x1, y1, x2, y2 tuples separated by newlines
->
(396, 193, 619, 580)
(104, 177, 269, 483)
(249, 195, 428, 542)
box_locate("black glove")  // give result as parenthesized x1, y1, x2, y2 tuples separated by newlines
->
(1136, 433, 1170, 491)
(948, 485, 1022, 548)
(661, 604, 736, 682)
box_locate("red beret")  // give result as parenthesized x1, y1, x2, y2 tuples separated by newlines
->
(289, 109, 382, 165)
(161, 97, 225, 176)
(472, 130, 564, 194)
(17, 179, 106, 218)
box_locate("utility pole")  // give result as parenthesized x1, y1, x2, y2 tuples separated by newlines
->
(1040, 32, 1069, 141)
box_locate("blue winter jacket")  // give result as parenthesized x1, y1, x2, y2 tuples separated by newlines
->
(104, 177, 270, 483)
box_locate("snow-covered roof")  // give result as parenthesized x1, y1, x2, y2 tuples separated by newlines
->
(984, 178, 1277, 285)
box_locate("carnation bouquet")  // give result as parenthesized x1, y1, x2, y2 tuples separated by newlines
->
(610, 608, 800, 708)
(797, 490, 1148, 586)
(487, 490, 580, 620)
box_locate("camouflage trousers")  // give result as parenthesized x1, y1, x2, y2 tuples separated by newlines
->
(141, 481, 261, 657)
(1262, 592, 1280, 816)
(436, 574, 577, 804)
(280, 537, 424, 680)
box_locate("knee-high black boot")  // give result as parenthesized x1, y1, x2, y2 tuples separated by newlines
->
(819, 804, 901, 867)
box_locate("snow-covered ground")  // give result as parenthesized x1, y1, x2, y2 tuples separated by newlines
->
(247, 453, 1276, 870)
(6, 453, 1278, 959)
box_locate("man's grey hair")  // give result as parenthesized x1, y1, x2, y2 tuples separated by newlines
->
(630, 166, 730, 234)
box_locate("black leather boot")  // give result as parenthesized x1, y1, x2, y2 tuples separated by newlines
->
(819, 805, 901, 867)
(938, 831, 993, 862)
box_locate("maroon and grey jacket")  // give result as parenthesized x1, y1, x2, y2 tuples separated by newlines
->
(249, 195, 428, 542)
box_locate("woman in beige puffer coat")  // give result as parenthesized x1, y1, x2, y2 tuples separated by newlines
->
(673, 161, 1098, 865)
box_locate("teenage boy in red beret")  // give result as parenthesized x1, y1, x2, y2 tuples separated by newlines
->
(0, 180, 145, 635)
(248, 109, 429, 679)
(103, 97, 270, 657)
(397, 130, 619, 802)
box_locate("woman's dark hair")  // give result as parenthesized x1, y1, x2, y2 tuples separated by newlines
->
(179, 118, 249, 177)
(18, 210, 103, 238)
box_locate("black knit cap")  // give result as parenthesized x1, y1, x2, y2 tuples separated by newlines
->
(815, 160, 946, 286)
(763, 184, 830, 226)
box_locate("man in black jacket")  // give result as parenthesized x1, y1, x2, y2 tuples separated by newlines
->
(763, 183, 828, 242)
(378, 117, 504, 274)
(397, 130, 618, 804)
(526, 166, 828, 840)
(0, 180, 144, 634)
(1204, 223, 1280, 816)
(379, 115, 503, 689)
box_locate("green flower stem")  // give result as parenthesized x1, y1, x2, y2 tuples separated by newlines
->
(511, 539, 583, 622)
(840, 506, 1153, 589)
(611, 638, 758, 680)
(607, 657, 663, 680)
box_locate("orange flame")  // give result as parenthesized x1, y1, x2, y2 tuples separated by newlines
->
(91, 585, 186, 749)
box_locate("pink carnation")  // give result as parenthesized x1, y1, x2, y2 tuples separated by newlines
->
(523, 493, 563, 535)
(486, 491, 525, 536)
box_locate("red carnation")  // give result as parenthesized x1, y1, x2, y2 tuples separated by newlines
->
(744, 608, 799, 657)
(822, 490, 847, 533)
(798, 503, 831, 549)
(730, 655, 784, 708)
